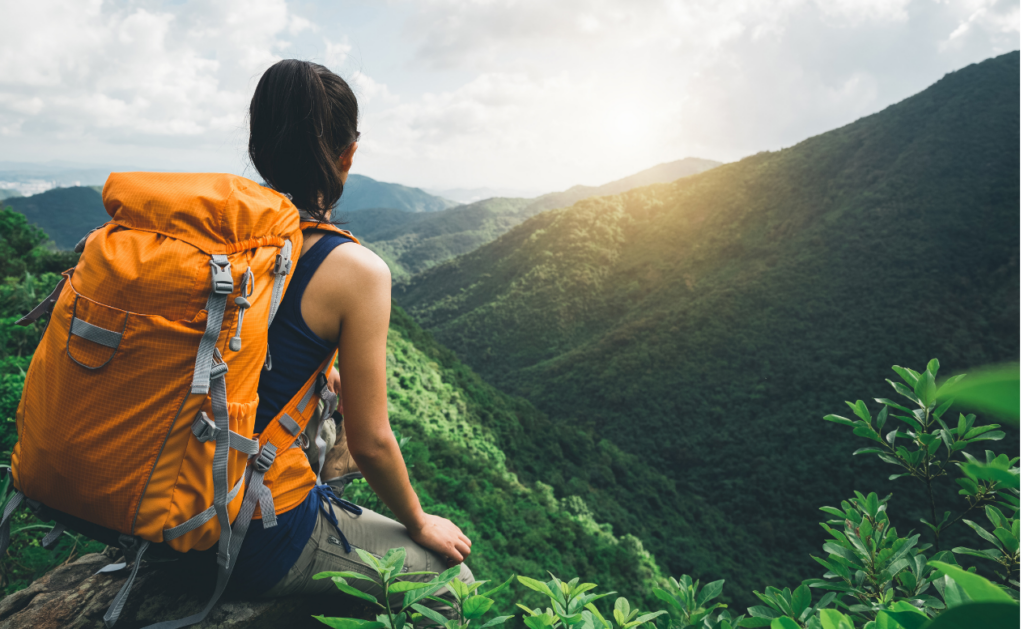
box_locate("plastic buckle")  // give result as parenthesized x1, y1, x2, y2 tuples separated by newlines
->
(118, 534, 144, 563)
(210, 260, 234, 295)
(254, 446, 276, 473)
(210, 348, 229, 379)
(191, 412, 220, 443)
(274, 253, 292, 276)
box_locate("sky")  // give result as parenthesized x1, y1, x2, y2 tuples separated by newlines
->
(0, 0, 1018, 192)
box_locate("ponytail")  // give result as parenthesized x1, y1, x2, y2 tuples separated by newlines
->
(248, 60, 359, 222)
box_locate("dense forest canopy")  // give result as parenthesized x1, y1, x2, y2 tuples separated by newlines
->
(396, 51, 1020, 592)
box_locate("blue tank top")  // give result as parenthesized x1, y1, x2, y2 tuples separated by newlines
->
(230, 231, 353, 594)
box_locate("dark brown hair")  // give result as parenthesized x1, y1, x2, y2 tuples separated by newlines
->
(248, 59, 359, 221)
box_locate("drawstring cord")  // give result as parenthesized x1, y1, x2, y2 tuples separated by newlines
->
(312, 484, 363, 552)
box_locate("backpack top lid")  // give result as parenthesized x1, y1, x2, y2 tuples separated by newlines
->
(102, 172, 300, 255)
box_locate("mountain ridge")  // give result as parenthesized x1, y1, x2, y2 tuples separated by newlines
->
(395, 50, 1021, 586)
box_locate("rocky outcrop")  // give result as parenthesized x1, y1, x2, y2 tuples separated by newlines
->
(0, 551, 371, 629)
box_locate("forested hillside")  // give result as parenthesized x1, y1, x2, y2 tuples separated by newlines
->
(4, 186, 107, 250)
(339, 174, 458, 214)
(351, 158, 720, 278)
(396, 51, 1021, 585)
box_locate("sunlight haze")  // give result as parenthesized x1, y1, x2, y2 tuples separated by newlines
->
(0, 0, 1018, 191)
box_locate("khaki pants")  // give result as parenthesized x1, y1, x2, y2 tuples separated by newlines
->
(263, 501, 474, 616)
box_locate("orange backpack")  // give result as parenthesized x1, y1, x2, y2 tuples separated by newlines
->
(4, 172, 358, 628)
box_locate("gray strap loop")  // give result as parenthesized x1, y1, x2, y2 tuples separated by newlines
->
(190, 255, 232, 395)
(41, 522, 66, 549)
(229, 432, 259, 455)
(278, 413, 301, 436)
(70, 318, 123, 349)
(16, 276, 68, 326)
(266, 240, 292, 337)
(102, 539, 150, 628)
(162, 475, 244, 542)
(257, 485, 277, 529)
(0, 491, 25, 555)
(209, 374, 232, 569)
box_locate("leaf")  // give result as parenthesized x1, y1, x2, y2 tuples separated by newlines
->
(846, 400, 871, 422)
(926, 561, 1016, 602)
(877, 610, 928, 629)
(331, 580, 383, 606)
(523, 616, 554, 629)
(769, 619, 800, 629)
(818, 609, 855, 629)
(993, 528, 1018, 553)
(853, 427, 883, 442)
(652, 588, 683, 612)
(462, 595, 494, 619)
(355, 549, 383, 571)
(480, 574, 516, 599)
(389, 581, 436, 594)
(480, 616, 514, 628)
(876, 398, 916, 414)
(937, 364, 1020, 425)
(313, 618, 388, 629)
(697, 580, 725, 607)
(854, 448, 887, 456)
(893, 366, 920, 387)
(789, 584, 811, 616)
(914, 369, 937, 407)
(747, 606, 778, 620)
(823, 415, 858, 427)
(410, 604, 450, 627)
(313, 571, 378, 583)
(963, 520, 1000, 546)
(517, 576, 556, 599)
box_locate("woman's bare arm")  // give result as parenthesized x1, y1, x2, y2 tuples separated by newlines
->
(304, 241, 471, 565)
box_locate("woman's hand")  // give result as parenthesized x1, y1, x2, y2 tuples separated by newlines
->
(328, 367, 344, 413)
(407, 514, 472, 567)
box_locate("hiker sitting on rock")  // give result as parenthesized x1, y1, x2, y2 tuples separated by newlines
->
(231, 59, 474, 607)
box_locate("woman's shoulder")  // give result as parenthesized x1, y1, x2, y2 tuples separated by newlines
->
(318, 237, 391, 299)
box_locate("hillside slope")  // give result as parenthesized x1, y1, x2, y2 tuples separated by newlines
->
(396, 52, 1021, 577)
(340, 174, 458, 214)
(5, 186, 108, 250)
(350, 158, 720, 278)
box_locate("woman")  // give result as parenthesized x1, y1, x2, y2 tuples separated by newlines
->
(232, 59, 473, 604)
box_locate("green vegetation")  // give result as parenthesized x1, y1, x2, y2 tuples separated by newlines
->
(397, 52, 1021, 595)
(349, 159, 719, 279)
(317, 359, 1018, 629)
(0, 208, 102, 592)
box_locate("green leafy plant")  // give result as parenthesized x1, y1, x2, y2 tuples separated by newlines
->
(652, 574, 745, 628)
(312, 547, 513, 629)
(823, 360, 1010, 545)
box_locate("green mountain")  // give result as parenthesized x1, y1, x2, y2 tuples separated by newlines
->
(4, 186, 108, 250)
(348, 158, 720, 278)
(339, 174, 458, 214)
(396, 51, 1021, 589)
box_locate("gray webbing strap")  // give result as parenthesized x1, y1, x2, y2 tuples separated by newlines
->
(138, 445, 278, 629)
(190, 413, 258, 455)
(209, 370, 232, 570)
(70, 318, 123, 349)
(162, 476, 244, 542)
(102, 540, 150, 628)
(228, 432, 259, 455)
(278, 413, 301, 436)
(41, 522, 66, 549)
(16, 276, 67, 326)
(191, 255, 232, 395)
(297, 378, 319, 414)
(267, 240, 292, 329)
(0, 491, 24, 555)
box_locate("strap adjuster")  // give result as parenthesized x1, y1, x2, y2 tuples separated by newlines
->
(253, 445, 276, 472)
(210, 259, 234, 295)
(273, 254, 292, 276)
(192, 412, 220, 443)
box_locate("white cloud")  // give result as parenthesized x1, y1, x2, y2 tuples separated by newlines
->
(0, 0, 1018, 189)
